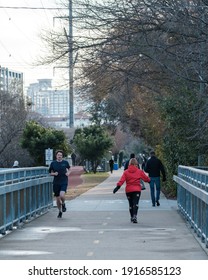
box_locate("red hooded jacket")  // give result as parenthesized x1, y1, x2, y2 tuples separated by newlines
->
(117, 165, 150, 193)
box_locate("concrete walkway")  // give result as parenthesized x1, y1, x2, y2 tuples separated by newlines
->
(0, 168, 207, 260)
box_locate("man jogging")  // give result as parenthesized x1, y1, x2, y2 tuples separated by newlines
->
(49, 150, 70, 218)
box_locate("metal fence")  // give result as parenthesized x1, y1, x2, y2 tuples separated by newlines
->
(173, 165, 208, 248)
(0, 167, 53, 235)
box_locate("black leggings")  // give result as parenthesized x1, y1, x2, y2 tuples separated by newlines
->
(126, 191, 141, 218)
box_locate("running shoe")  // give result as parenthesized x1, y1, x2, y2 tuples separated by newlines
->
(57, 211, 62, 218)
(132, 216, 137, 223)
(156, 201, 160, 206)
(62, 203, 67, 212)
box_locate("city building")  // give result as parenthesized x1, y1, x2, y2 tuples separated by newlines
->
(26, 79, 91, 128)
(0, 66, 23, 93)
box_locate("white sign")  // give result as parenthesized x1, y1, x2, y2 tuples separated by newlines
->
(45, 148, 53, 165)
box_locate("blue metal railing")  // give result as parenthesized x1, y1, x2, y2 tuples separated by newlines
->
(173, 165, 208, 248)
(0, 167, 53, 235)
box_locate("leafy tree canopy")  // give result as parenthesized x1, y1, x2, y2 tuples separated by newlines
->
(73, 125, 113, 173)
(21, 121, 71, 165)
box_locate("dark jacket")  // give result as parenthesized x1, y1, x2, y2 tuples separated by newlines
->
(145, 155, 166, 180)
(124, 159, 130, 170)
(124, 153, 135, 170)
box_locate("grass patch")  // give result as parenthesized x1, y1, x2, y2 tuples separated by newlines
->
(65, 172, 110, 200)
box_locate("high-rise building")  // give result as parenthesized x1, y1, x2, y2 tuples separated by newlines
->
(27, 79, 69, 127)
(0, 66, 23, 92)
(27, 79, 91, 128)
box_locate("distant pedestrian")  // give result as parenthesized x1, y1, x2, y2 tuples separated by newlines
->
(141, 154, 147, 170)
(113, 158, 150, 223)
(144, 151, 166, 207)
(12, 160, 19, 168)
(71, 152, 76, 166)
(109, 158, 114, 173)
(49, 150, 70, 218)
(124, 153, 135, 170)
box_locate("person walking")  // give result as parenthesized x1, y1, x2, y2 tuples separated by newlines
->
(141, 154, 147, 170)
(113, 158, 150, 223)
(71, 152, 76, 166)
(109, 158, 114, 173)
(144, 151, 166, 207)
(124, 153, 135, 170)
(49, 150, 70, 218)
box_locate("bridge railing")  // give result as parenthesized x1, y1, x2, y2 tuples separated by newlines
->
(0, 167, 53, 235)
(173, 165, 208, 248)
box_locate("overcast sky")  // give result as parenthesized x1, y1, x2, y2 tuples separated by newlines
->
(0, 0, 67, 88)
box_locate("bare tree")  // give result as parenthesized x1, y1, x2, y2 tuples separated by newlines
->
(0, 85, 32, 167)
(38, 0, 208, 151)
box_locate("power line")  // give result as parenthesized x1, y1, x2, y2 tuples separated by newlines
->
(0, 6, 67, 10)
(40, 0, 51, 26)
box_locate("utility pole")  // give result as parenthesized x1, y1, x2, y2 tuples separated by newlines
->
(69, 0, 74, 127)
(53, 1, 74, 127)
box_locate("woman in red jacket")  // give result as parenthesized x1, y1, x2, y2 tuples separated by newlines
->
(113, 158, 150, 223)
